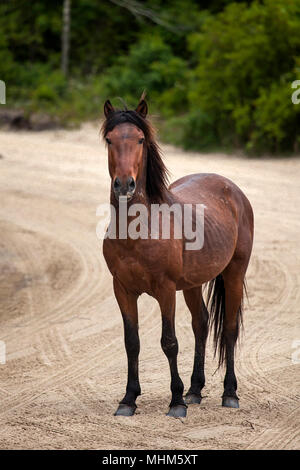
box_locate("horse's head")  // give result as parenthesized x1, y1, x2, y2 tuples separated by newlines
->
(102, 98, 148, 201)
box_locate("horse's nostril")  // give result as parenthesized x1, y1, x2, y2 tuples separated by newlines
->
(113, 177, 121, 190)
(127, 177, 136, 192)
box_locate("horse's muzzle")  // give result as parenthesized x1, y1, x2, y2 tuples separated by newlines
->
(113, 176, 136, 200)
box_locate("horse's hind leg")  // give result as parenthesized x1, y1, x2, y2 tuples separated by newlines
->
(220, 259, 247, 409)
(183, 286, 208, 405)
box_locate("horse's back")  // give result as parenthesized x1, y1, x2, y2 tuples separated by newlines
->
(170, 172, 253, 226)
(170, 172, 244, 203)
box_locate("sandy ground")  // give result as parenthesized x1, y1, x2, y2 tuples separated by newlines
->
(0, 122, 299, 450)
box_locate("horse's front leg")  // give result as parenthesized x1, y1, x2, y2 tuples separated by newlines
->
(113, 277, 140, 416)
(157, 285, 187, 418)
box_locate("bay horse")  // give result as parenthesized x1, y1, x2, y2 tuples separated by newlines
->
(101, 97, 254, 418)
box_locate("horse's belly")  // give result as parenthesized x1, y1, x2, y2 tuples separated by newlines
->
(176, 215, 238, 289)
(176, 244, 235, 290)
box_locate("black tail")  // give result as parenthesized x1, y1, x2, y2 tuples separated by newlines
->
(206, 274, 245, 367)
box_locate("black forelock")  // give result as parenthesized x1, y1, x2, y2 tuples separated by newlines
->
(102, 109, 150, 139)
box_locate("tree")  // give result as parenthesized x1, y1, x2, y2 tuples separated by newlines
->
(61, 0, 71, 77)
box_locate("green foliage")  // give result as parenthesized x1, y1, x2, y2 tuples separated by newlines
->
(160, 111, 219, 151)
(0, 0, 300, 154)
(101, 36, 188, 116)
(251, 78, 300, 153)
(186, 0, 300, 153)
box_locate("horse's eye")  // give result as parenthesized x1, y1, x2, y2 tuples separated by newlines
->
(139, 138, 145, 144)
(106, 137, 112, 145)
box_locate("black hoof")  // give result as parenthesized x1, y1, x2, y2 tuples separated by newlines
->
(222, 396, 239, 408)
(166, 404, 187, 418)
(114, 404, 136, 416)
(184, 393, 202, 405)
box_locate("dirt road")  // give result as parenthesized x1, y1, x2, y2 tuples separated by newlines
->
(0, 123, 299, 449)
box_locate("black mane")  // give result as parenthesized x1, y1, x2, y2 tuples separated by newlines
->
(101, 108, 169, 203)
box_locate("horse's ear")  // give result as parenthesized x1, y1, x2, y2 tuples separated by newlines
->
(135, 99, 148, 118)
(104, 100, 114, 118)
